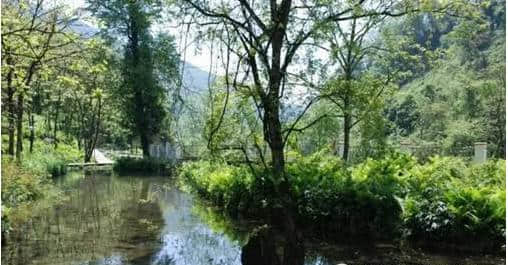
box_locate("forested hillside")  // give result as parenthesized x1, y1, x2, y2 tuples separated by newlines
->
(277, 0, 507, 162)
(386, 1, 505, 158)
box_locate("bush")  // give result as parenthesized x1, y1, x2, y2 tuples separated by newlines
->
(2, 141, 78, 239)
(402, 157, 505, 250)
(287, 152, 414, 239)
(179, 160, 256, 214)
(179, 154, 505, 250)
(113, 157, 167, 174)
(21, 141, 81, 177)
(2, 158, 49, 236)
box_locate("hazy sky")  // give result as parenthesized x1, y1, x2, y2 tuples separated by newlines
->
(68, 0, 213, 72)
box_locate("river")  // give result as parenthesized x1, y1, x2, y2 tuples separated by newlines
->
(2, 173, 504, 265)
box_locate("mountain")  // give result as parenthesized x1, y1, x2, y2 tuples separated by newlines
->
(181, 63, 215, 94)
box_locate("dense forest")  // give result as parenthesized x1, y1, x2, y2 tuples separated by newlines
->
(1, 0, 506, 265)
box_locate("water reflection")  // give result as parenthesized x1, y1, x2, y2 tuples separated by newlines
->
(1, 173, 504, 265)
(152, 185, 242, 265)
(2, 173, 165, 265)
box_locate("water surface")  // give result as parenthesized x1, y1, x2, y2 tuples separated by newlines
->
(2, 173, 504, 265)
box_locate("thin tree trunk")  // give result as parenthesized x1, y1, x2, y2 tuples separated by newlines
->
(53, 93, 61, 149)
(16, 62, 38, 160)
(15, 92, 24, 160)
(6, 66, 15, 156)
(343, 111, 351, 161)
(29, 113, 35, 153)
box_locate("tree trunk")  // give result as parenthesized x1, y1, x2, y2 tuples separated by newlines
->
(6, 66, 15, 156)
(265, 101, 285, 175)
(141, 133, 150, 157)
(53, 93, 61, 149)
(263, 98, 304, 265)
(16, 62, 37, 160)
(29, 113, 35, 153)
(342, 85, 352, 162)
(264, 1, 304, 263)
(343, 113, 351, 161)
(15, 92, 24, 160)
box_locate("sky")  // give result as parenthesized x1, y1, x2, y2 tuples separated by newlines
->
(67, 0, 213, 72)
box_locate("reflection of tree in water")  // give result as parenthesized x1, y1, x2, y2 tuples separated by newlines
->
(152, 225, 241, 265)
(2, 174, 165, 265)
(152, 187, 242, 265)
(186, 201, 331, 265)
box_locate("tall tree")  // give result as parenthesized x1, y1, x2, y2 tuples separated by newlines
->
(88, 0, 179, 157)
(176, 1, 465, 264)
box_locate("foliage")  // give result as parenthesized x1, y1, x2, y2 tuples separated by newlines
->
(402, 157, 505, 250)
(88, 0, 180, 156)
(113, 157, 167, 175)
(21, 141, 82, 177)
(385, 4, 505, 158)
(179, 160, 256, 215)
(180, 154, 505, 249)
(1, 157, 61, 236)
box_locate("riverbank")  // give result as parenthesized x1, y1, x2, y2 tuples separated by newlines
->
(179, 152, 506, 254)
(1, 141, 82, 240)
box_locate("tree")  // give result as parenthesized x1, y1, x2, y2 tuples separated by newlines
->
(176, 1, 462, 264)
(87, 0, 179, 157)
(318, 15, 398, 161)
(2, 0, 83, 160)
(55, 39, 113, 162)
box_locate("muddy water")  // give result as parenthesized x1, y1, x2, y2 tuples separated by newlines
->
(1, 173, 504, 265)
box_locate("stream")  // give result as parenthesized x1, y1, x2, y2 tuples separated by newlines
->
(2, 173, 504, 265)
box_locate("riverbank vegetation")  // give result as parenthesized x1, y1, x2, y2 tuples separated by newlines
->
(113, 157, 167, 175)
(1, 141, 80, 237)
(180, 154, 505, 252)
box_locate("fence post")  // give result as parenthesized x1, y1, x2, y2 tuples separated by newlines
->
(473, 142, 487, 164)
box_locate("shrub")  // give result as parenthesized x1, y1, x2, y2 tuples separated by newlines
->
(21, 141, 80, 177)
(113, 157, 167, 175)
(179, 161, 255, 214)
(349, 153, 415, 236)
(179, 154, 505, 249)
(286, 153, 350, 227)
(2, 158, 47, 236)
(402, 157, 505, 250)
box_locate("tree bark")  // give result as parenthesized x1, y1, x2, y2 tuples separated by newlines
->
(343, 94, 351, 162)
(141, 133, 150, 158)
(15, 92, 24, 160)
(264, 100, 285, 175)
(6, 63, 15, 156)
(29, 113, 35, 153)
(53, 93, 61, 148)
